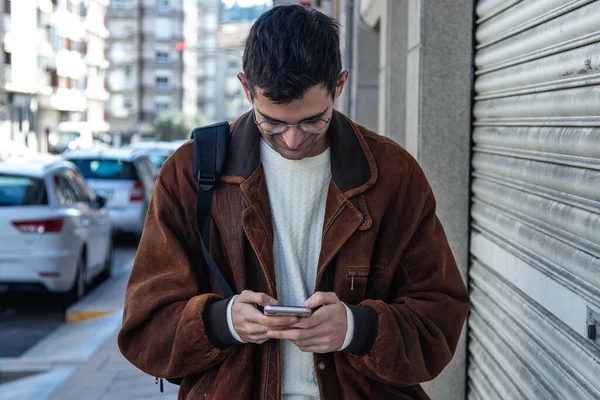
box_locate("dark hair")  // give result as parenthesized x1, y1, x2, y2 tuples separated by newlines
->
(243, 5, 342, 104)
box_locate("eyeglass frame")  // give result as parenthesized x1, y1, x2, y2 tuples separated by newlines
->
(252, 110, 332, 134)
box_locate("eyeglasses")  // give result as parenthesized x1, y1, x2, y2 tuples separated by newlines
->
(253, 111, 331, 134)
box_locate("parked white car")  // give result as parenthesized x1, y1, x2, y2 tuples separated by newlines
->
(64, 148, 156, 237)
(0, 156, 113, 301)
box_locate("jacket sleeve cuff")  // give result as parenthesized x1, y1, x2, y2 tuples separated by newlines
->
(345, 304, 379, 356)
(204, 297, 239, 349)
(338, 302, 355, 351)
(226, 295, 247, 344)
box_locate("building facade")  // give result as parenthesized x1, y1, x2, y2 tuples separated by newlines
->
(107, 0, 198, 141)
(197, 0, 274, 123)
(0, 0, 110, 154)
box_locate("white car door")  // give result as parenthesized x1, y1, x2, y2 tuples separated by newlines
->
(54, 170, 100, 272)
(67, 169, 112, 274)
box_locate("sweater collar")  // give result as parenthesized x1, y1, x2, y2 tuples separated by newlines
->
(260, 139, 331, 171)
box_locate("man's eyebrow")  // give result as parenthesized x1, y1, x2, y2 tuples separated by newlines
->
(256, 108, 329, 123)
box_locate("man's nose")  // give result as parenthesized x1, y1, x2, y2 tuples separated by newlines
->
(280, 127, 306, 150)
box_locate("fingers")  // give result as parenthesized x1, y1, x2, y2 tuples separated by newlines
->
(267, 327, 322, 341)
(304, 291, 339, 308)
(237, 290, 278, 307)
(293, 343, 331, 354)
(289, 312, 323, 329)
(235, 322, 271, 344)
(258, 314, 299, 328)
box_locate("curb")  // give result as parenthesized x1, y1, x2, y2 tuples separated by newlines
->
(64, 258, 133, 323)
(66, 309, 114, 323)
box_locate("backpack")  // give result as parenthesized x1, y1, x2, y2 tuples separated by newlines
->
(157, 122, 236, 392)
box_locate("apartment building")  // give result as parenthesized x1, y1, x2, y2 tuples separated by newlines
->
(85, 0, 111, 139)
(0, 0, 110, 153)
(107, 0, 198, 141)
(197, 0, 270, 123)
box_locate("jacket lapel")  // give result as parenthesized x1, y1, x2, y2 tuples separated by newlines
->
(316, 181, 363, 287)
(219, 110, 379, 296)
(240, 165, 277, 298)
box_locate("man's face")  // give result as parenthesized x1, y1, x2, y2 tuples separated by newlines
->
(238, 72, 349, 160)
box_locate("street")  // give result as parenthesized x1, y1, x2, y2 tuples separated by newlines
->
(0, 239, 137, 359)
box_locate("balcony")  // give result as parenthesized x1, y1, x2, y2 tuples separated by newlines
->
(155, 84, 171, 93)
(85, 17, 110, 39)
(85, 86, 110, 102)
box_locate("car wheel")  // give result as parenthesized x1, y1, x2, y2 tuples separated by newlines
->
(98, 236, 113, 282)
(66, 252, 87, 305)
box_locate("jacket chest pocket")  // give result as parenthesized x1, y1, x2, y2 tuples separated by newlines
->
(341, 265, 370, 303)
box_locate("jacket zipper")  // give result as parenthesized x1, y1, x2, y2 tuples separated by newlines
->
(348, 272, 369, 291)
(264, 340, 271, 400)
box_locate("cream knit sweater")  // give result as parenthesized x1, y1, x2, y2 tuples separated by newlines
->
(227, 140, 354, 399)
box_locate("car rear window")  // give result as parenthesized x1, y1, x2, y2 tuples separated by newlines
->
(148, 155, 169, 170)
(0, 175, 48, 206)
(69, 159, 139, 180)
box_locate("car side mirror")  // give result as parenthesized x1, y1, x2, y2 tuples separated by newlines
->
(96, 195, 107, 209)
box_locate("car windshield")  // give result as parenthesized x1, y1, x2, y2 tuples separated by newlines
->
(69, 159, 139, 180)
(0, 175, 47, 206)
(57, 131, 81, 145)
(148, 154, 169, 169)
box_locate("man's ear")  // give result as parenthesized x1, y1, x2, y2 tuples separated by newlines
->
(238, 73, 253, 103)
(335, 70, 350, 99)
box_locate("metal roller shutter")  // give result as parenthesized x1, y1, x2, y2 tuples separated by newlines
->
(469, 0, 600, 399)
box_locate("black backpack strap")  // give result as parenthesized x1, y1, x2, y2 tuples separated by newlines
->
(162, 122, 234, 389)
(192, 122, 234, 298)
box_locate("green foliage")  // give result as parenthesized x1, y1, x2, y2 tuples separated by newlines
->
(152, 110, 213, 141)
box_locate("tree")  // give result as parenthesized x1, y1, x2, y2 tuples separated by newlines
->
(152, 110, 213, 142)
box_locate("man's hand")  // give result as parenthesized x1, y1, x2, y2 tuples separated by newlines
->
(266, 292, 347, 353)
(231, 290, 298, 344)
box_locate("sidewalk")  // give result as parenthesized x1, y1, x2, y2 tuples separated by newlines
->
(0, 259, 178, 400)
(46, 330, 178, 400)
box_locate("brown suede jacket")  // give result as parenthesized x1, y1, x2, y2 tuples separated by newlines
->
(118, 110, 470, 400)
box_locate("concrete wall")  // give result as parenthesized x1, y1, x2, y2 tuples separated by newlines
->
(404, 1, 473, 399)
(377, 0, 407, 145)
(350, 2, 379, 131)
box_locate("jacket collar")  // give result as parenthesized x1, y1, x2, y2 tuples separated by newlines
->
(221, 109, 378, 197)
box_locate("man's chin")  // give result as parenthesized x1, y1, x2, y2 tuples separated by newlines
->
(277, 148, 310, 160)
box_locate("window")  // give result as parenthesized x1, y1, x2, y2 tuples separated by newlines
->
(68, 159, 139, 181)
(112, 0, 133, 9)
(0, 175, 47, 206)
(155, 76, 169, 91)
(155, 51, 169, 64)
(4, 0, 10, 16)
(123, 24, 134, 37)
(156, 0, 170, 12)
(4, 51, 10, 65)
(154, 101, 169, 116)
(124, 66, 132, 78)
(63, 170, 95, 204)
(53, 175, 78, 205)
(123, 98, 133, 111)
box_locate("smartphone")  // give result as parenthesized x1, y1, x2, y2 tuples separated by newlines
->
(263, 305, 312, 317)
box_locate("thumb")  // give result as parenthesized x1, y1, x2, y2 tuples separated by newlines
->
(258, 294, 279, 307)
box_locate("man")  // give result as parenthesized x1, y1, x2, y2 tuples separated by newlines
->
(118, 5, 469, 400)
